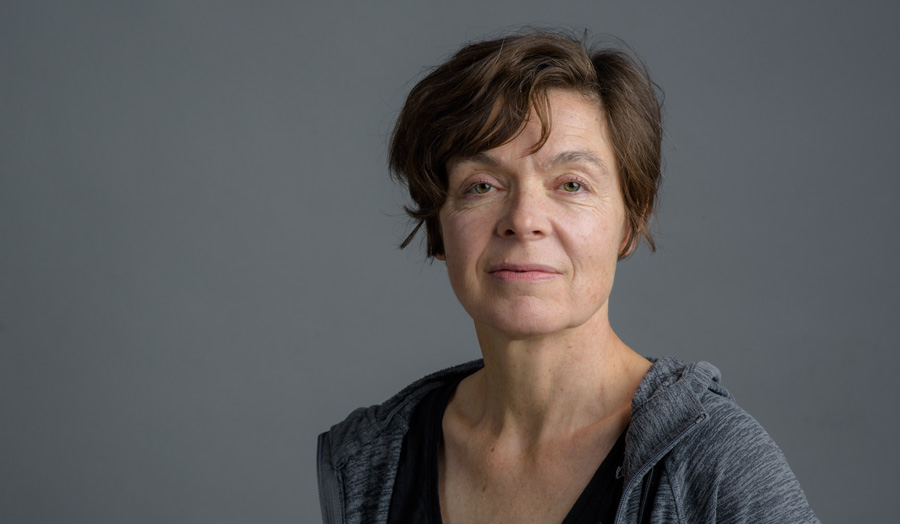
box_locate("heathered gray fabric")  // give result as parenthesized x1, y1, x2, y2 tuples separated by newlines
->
(317, 358, 819, 523)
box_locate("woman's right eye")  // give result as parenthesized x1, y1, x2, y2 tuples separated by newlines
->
(468, 182, 493, 195)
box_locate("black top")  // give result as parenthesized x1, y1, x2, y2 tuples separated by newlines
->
(387, 374, 627, 524)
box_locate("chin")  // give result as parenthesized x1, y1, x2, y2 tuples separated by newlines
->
(473, 301, 579, 340)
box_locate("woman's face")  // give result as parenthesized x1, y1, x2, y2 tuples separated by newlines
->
(437, 90, 628, 340)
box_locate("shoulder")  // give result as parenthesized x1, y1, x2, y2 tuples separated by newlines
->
(317, 360, 484, 523)
(650, 359, 819, 523)
(322, 359, 484, 469)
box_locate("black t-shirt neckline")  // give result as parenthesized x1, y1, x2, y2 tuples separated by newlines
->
(387, 374, 627, 524)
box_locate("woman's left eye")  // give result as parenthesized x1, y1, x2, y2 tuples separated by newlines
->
(469, 182, 494, 194)
(561, 181, 583, 192)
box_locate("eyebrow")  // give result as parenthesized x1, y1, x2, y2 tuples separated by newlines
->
(448, 152, 501, 171)
(543, 149, 610, 174)
(449, 149, 610, 174)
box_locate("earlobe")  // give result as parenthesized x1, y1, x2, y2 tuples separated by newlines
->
(619, 221, 635, 257)
(435, 252, 446, 261)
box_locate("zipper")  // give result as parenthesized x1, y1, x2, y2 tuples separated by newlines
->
(613, 414, 705, 524)
(317, 432, 343, 524)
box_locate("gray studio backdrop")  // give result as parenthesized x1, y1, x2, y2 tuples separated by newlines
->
(2, 1, 897, 522)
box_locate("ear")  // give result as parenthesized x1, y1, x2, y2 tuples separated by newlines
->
(434, 252, 446, 261)
(618, 219, 635, 258)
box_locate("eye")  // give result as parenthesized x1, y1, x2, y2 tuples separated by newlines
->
(468, 182, 494, 195)
(561, 181, 583, 192)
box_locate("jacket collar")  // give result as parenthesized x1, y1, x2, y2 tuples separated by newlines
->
(623, 357, 725, 482)
(328, 360, 484, 468)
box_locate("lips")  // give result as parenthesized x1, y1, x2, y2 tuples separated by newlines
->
(487, 263, 561, 282)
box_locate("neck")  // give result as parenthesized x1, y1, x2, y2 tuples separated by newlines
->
(462, 308, 650, 448)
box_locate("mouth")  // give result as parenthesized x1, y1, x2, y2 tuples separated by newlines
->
(487, 263, 561, 282)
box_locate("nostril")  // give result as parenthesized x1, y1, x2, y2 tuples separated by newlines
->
(501, 227, 544, 237)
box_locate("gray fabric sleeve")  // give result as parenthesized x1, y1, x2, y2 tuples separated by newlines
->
(673, 399, 820, 523)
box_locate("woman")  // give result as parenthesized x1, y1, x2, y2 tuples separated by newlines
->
(317, 31, 818, 524)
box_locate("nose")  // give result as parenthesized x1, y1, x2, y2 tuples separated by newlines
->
(496, 184, 550, 240)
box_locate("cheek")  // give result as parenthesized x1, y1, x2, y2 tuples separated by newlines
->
(440, 211, 488, 263)
(439, 213, 486, 304)
(565, 208, 623, 256)
(560, 209, 622, 296)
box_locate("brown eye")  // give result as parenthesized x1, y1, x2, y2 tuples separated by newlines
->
(471, 183, 493, 194)
(562, 181, 582, 192)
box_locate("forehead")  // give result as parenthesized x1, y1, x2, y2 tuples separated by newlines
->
(449, 90, 613, 172)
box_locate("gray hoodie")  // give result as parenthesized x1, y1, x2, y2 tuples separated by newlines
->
(317, 357, 819, 523)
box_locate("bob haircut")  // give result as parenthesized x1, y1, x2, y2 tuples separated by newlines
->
(389, 30, 663, 259)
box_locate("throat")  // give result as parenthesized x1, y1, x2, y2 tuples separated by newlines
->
(473, 345, 640, 434)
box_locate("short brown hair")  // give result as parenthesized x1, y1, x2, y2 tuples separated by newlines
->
(389, 30, 663, 259)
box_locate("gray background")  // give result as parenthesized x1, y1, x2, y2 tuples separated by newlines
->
(2, 1, 898, 522)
